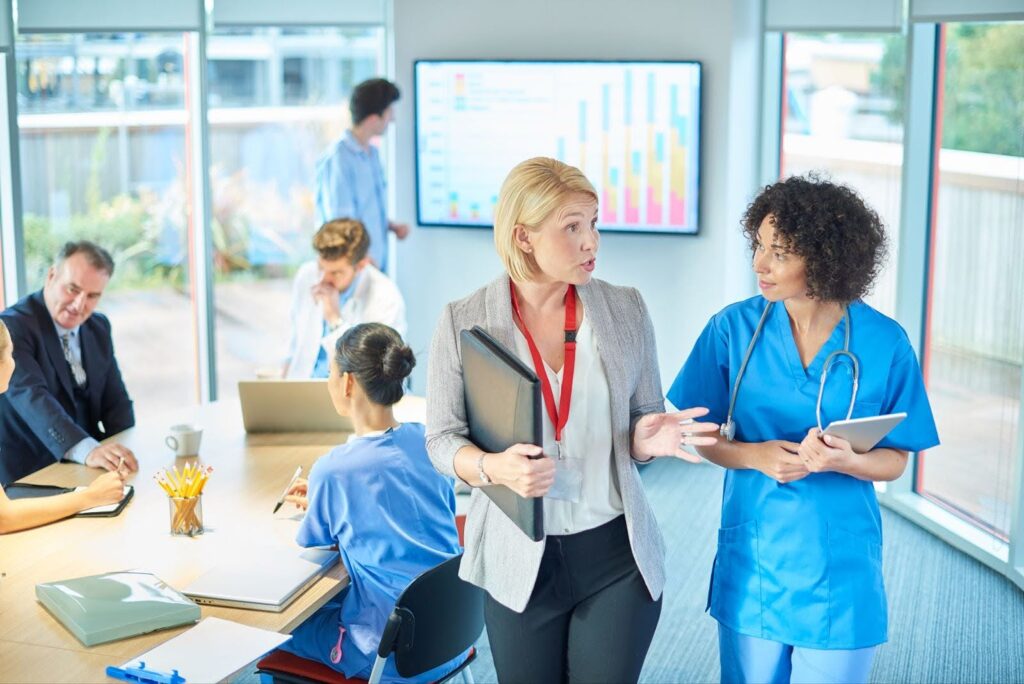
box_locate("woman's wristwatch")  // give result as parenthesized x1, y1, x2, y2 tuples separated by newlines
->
(476, 452, 491, 485)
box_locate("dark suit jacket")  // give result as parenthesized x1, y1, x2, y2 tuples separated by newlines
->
(0, 291, 134, 484)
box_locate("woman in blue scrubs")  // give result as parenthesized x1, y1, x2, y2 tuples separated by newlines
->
(669, 176, 939, 684)
(280, 323, 467, 682)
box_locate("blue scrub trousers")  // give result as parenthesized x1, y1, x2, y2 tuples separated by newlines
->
(719, 624, 877, 684)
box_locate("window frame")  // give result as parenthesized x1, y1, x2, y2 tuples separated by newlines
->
(761, 16, 1024, 591)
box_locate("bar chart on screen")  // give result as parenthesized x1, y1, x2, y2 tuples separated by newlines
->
(415, 60, 702, 234)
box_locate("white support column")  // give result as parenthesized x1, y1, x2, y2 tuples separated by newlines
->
(0, 0, 25, 303)
(758, 31, 783, 187)
(186, 2, 218, 402)
(884, 23, 940, 499)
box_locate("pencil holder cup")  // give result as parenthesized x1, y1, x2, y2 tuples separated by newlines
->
(169, 495, 204, 537)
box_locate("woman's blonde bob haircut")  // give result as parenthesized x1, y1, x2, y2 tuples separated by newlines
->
(494, 157, 598, 283)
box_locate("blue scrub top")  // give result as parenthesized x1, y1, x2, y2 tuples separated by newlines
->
(314, 131, 389, 271)
(668, 296, 939, 650)
(296, 422, 464, 679)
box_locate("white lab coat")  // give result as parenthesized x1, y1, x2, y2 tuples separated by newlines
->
(285, 261, 407, 379)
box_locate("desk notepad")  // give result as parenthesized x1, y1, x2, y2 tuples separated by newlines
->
(121, 617, 291, 682)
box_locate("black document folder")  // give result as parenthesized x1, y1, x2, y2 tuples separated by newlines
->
(460, 325, 544, 541)
(3, 482, 135, 517)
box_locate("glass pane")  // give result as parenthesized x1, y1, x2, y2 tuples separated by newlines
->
(917, 22, 1024, 539)
(16, 33, 197, 415)
(206, 27, 384, 398)
(781, 32, 907, 317)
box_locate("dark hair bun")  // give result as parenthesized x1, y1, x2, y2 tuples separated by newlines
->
(381, 344, 416, 381)
(334, 323, 415, 407)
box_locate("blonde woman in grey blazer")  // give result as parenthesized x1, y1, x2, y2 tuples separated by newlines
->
(426, 158, 718, 683)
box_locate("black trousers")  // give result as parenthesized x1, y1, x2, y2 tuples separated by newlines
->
(484, 515, 662, 684)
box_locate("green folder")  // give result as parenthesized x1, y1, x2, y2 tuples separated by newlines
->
(36, 571, 200, 646)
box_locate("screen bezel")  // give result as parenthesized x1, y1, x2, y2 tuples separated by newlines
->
(412, 58, 704, 236)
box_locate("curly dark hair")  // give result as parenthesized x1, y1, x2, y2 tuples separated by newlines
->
(742, 174, 887, 303)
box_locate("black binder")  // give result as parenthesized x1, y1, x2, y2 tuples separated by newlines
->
(460, 326, 544, 541)
(3, 482, 135, 518)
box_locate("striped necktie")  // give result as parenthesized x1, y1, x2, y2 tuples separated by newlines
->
(60, 332, 87, 387)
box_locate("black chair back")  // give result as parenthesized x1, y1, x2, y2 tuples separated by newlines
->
(380, 554, 484, 678)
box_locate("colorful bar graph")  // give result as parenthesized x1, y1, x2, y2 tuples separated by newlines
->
(646, 73, 663, 225)
(601, 84, 617, 224)
(578, 101, 587, 174)
(415, 61, 700, 232)
(668, 84, 687, 225)
(623, 71, 641, 225)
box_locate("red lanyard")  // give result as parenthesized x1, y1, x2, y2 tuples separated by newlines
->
(510, 280, 578, 443)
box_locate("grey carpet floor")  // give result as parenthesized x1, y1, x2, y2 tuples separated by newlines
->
(242, 458, 1024, 683)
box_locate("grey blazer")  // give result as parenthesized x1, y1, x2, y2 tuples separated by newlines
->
(426, 275, 667, 611)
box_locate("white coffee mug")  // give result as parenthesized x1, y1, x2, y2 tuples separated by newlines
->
(165, 424, 203, 457)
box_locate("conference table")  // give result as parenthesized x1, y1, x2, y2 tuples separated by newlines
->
(0, 396, 425, 683)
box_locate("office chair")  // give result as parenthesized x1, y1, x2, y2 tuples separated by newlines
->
(257, 554, 483, 684)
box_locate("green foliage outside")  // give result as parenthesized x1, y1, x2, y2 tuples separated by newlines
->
(875, 23, 1024, 157)
(23, 127, 312, 293)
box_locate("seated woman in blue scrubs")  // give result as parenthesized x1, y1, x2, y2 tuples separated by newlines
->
(280, 322, 466, 682)
(669, 176, 939, 684)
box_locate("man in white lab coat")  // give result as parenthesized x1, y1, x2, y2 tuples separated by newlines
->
(285, 218, 406, 379)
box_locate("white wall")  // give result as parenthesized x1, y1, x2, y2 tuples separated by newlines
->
(392, 0, 762, 393)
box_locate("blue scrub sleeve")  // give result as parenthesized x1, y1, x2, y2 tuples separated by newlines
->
(296, 459, 349, 548)
(877, 342, 940, 452)
(666, 315, 731, 425)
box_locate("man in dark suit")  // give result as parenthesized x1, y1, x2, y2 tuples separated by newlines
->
(0, 241, 139, 485)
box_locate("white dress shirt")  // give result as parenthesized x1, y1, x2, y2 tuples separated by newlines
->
(285, 261, 407, 379)
(512, 315, 624, 536)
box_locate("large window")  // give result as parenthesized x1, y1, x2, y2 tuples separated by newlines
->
(780, 32, 906, 317)
(917, 22, 1024, 539)
(16, 33, 198, 415)
(206, 27, 384, 399)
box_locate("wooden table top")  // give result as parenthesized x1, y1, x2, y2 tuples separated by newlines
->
(0, 397, 425, 683)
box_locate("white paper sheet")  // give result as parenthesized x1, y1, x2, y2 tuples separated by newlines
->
(119, 616, 291, 683)
(74, 485, 132, 514)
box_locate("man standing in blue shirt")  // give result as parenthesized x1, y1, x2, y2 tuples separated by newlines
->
(315, 78, 409, 273)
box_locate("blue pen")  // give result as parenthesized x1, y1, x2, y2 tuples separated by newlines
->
(105, 661, 186, 684)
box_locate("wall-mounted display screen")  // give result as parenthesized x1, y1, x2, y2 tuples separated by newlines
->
(414, 60, 702, 234)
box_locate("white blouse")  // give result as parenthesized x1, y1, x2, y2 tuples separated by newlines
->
(513, 315, 624, 536)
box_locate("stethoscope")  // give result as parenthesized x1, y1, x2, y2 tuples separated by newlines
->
(720, 301, 860, 441)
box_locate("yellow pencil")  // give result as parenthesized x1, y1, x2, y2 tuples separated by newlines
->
(154, 477, 174, 497)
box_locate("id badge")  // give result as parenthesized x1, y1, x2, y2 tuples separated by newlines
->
(546, 455, 584, 503)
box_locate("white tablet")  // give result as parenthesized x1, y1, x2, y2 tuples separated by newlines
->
(823, 412, 907, 453)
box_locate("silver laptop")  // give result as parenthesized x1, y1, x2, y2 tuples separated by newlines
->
(238, 380, 353, 432)
(182, 548, 340, 612)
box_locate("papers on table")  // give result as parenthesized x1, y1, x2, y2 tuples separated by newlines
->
(120, 617, 291, 682)
(74, 486, 132, 515)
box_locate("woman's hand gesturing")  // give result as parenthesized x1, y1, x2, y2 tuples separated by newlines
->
(632, 407, 719, 463)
